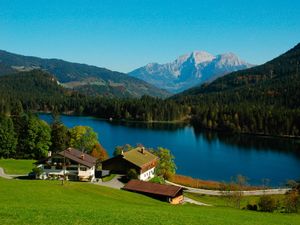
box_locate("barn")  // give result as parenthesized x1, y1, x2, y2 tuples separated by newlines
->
(122, 180, 184, 204)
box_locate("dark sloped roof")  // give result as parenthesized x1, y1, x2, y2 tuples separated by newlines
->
(123, 147, 158, 168)
(36, 148, 97, 168)
(123, 180, 183, 198)
(58, 147, 97, 168)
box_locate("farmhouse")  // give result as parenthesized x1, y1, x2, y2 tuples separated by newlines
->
(123, 180, 184, 204)
(102, 147, 158, 181)
(36, 147, 97, 181)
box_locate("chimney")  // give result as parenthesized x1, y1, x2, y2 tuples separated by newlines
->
(48, 151, 52, 157)
(141, 147, 145, 154)
(80, 154, 84, 159)
(121, 150, 124, 155)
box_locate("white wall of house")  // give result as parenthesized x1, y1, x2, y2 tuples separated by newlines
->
(38, 164, 95, 181)
(78, 165, 95, 180)
(138, 167, 155, 181)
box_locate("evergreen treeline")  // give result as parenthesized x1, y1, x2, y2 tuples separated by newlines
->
(1, 42, 300, 138)
(0, 70, 190, 121)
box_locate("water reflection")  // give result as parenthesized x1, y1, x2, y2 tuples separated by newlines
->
(193, 127, 300, 159)
(106, 120, 187, 131)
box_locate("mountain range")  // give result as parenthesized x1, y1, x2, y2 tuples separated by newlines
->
(173, 43, 300, 109)
(0, 50, 169, 98)
(129, 51, 253, 93)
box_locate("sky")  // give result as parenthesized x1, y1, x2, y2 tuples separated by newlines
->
(0, 0, 299, 72)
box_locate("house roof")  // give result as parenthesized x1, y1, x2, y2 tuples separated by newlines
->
(123, 180, 183, 198)
(37, 147, 97, 168)
(58, 147, 97, 168)
(122, 147, 158, 168)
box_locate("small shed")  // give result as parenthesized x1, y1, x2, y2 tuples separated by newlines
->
(122, 180, 184, 204)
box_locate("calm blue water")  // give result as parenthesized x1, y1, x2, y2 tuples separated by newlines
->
(40, 114, 300, 186)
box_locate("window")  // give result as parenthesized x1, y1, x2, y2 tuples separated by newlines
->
(44, 165, 51, 169)
(55, 165, 63, 170)
(68, 166, 77, 171)
(80, 167, 87, 171)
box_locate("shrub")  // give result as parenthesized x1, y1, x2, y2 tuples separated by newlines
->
(284, 190, 299, 213)
(127, 168, 138, 180)
(258, 195, 278, 212)
(246, 204, 258, 211)
(149, 176, 165, 184)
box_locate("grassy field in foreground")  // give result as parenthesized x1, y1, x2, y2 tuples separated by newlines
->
(0, 178, 299, 225)
(0, 159, 35, 174)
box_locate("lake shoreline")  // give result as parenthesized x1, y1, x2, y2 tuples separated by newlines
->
(37, 111, 300, 141)
(39, 113, 300, 186)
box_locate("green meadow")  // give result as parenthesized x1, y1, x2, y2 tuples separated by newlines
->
(0, 159, 35, 174)
(0, 178, 299, 225)
(0, 160, 299, 225)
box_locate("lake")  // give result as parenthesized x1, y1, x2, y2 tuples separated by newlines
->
(39, 114, 300, 186)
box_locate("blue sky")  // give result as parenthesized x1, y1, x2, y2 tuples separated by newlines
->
(0, 0, 299, 72)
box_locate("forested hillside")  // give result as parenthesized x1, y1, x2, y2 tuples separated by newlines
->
(0, 50, 169, 98)
(171, 43, 300, 137)
(0, 70, 188, 122)
(176, 43, 300, 108)
(1, 44, 300, 138)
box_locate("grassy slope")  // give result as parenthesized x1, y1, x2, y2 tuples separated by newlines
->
(0, 159, 35, 174)
(0, 179, 299, 225)
(185, 193, 286, 208)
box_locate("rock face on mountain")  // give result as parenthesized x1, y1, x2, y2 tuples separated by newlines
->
(173, 43, 300, 107)
(129, 51, 253, 93)
(0, 50, 169, 98)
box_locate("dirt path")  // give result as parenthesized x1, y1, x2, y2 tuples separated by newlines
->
(0, 167, 13, 179)
(183, 196, 211, 206)
(0, 167, 28, 179)
(166, 180, 290, 196)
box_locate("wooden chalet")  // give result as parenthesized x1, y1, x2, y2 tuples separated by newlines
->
(36, 147, 97, 181)
(123, 180, 184, 204)
(101, 147, 158, 181)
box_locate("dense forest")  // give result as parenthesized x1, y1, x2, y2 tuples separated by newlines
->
(0, 43, 300, 138)
(0, 70, 190, 122)
(0, 112, 108, 160)
(173, 43, 300, 136)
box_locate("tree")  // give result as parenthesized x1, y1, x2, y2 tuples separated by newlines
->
(69, 126, 98, 153)
(285, 180, 300, 213)
(0, 116, 17, 158)
(151, 147, 176, 179)
(50, 121, 69, 152)
(91, 143, 109, 162)
(22, 116, 52, 159)
(284, 190, 299, 213)
(113, 144, 133, 156)
(230, 174, 248, 209)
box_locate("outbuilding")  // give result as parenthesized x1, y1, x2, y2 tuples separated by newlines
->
(122, 180, 184, 204)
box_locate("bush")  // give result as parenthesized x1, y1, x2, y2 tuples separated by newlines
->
(284, 190, 299, 213)
(246, 204, 258, 211)
(258, 195, 278, 212)
(127, 168, 138, 180)
(149, 176, 165, 184)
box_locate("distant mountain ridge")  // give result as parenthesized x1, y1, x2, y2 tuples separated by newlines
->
(0, 50, 169, 98)
(173, 43, 300, 109)
(129, 51, 253, 93)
